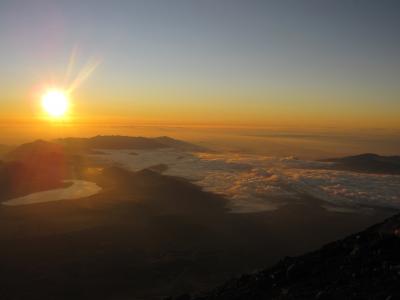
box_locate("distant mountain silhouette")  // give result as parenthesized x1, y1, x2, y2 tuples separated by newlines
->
(153, 136, 207, 152)
(173, 213, 400, 300)
(322, 153, 400, 174)
(56, 135, 207, 152)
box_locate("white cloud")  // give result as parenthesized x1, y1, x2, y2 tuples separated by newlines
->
(285, 169, 400, 210)
(92, 149, 400, 213)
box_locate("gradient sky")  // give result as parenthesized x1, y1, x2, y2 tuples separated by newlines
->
(0, 0, 399, 129)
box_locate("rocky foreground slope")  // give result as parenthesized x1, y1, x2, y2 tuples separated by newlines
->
(171, 213, 400, 300)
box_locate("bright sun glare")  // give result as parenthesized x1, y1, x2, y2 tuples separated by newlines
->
(41, 90, 69, 118)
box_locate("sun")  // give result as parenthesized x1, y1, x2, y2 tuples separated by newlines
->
(41, 90, 69, 118)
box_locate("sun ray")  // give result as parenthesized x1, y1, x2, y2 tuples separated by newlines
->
(63, 46, 78, 87)
(37, 48, 101, 120)
(67, 57, 101, 94)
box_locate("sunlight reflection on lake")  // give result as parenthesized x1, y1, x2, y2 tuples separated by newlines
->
(2, 180, 102, 206)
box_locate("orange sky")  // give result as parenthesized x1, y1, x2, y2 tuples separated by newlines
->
(1, 1, 399, 136)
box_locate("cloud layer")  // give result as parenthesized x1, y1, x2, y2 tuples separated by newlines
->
(92, 149, 400, 213)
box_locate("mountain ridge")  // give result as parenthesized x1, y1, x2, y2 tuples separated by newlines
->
(171, 212, 400, 300)
(56, 135, 207, 152)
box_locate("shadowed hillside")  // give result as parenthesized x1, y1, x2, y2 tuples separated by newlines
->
(0, 163, 392, 299)
(0, 141, 69, 199)
(0, 139, 398, 300)
(174, 213, 400, 300)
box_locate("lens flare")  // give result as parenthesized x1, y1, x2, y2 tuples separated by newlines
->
(37, 48, 101, 120)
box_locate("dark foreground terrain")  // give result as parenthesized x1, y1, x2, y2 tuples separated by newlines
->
(0, 165, 395, 299)
(179, 214, 400, 300)
(0, 138, 398, 299)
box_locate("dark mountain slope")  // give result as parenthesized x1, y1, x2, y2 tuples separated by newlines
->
(177, 213, 400, 300)
(0, 141, 69, 198)
(0, 144, 12, 157)
(0, 164, 391, 300)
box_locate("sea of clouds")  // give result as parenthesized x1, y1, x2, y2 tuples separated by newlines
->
(92, 149, 400, 213)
